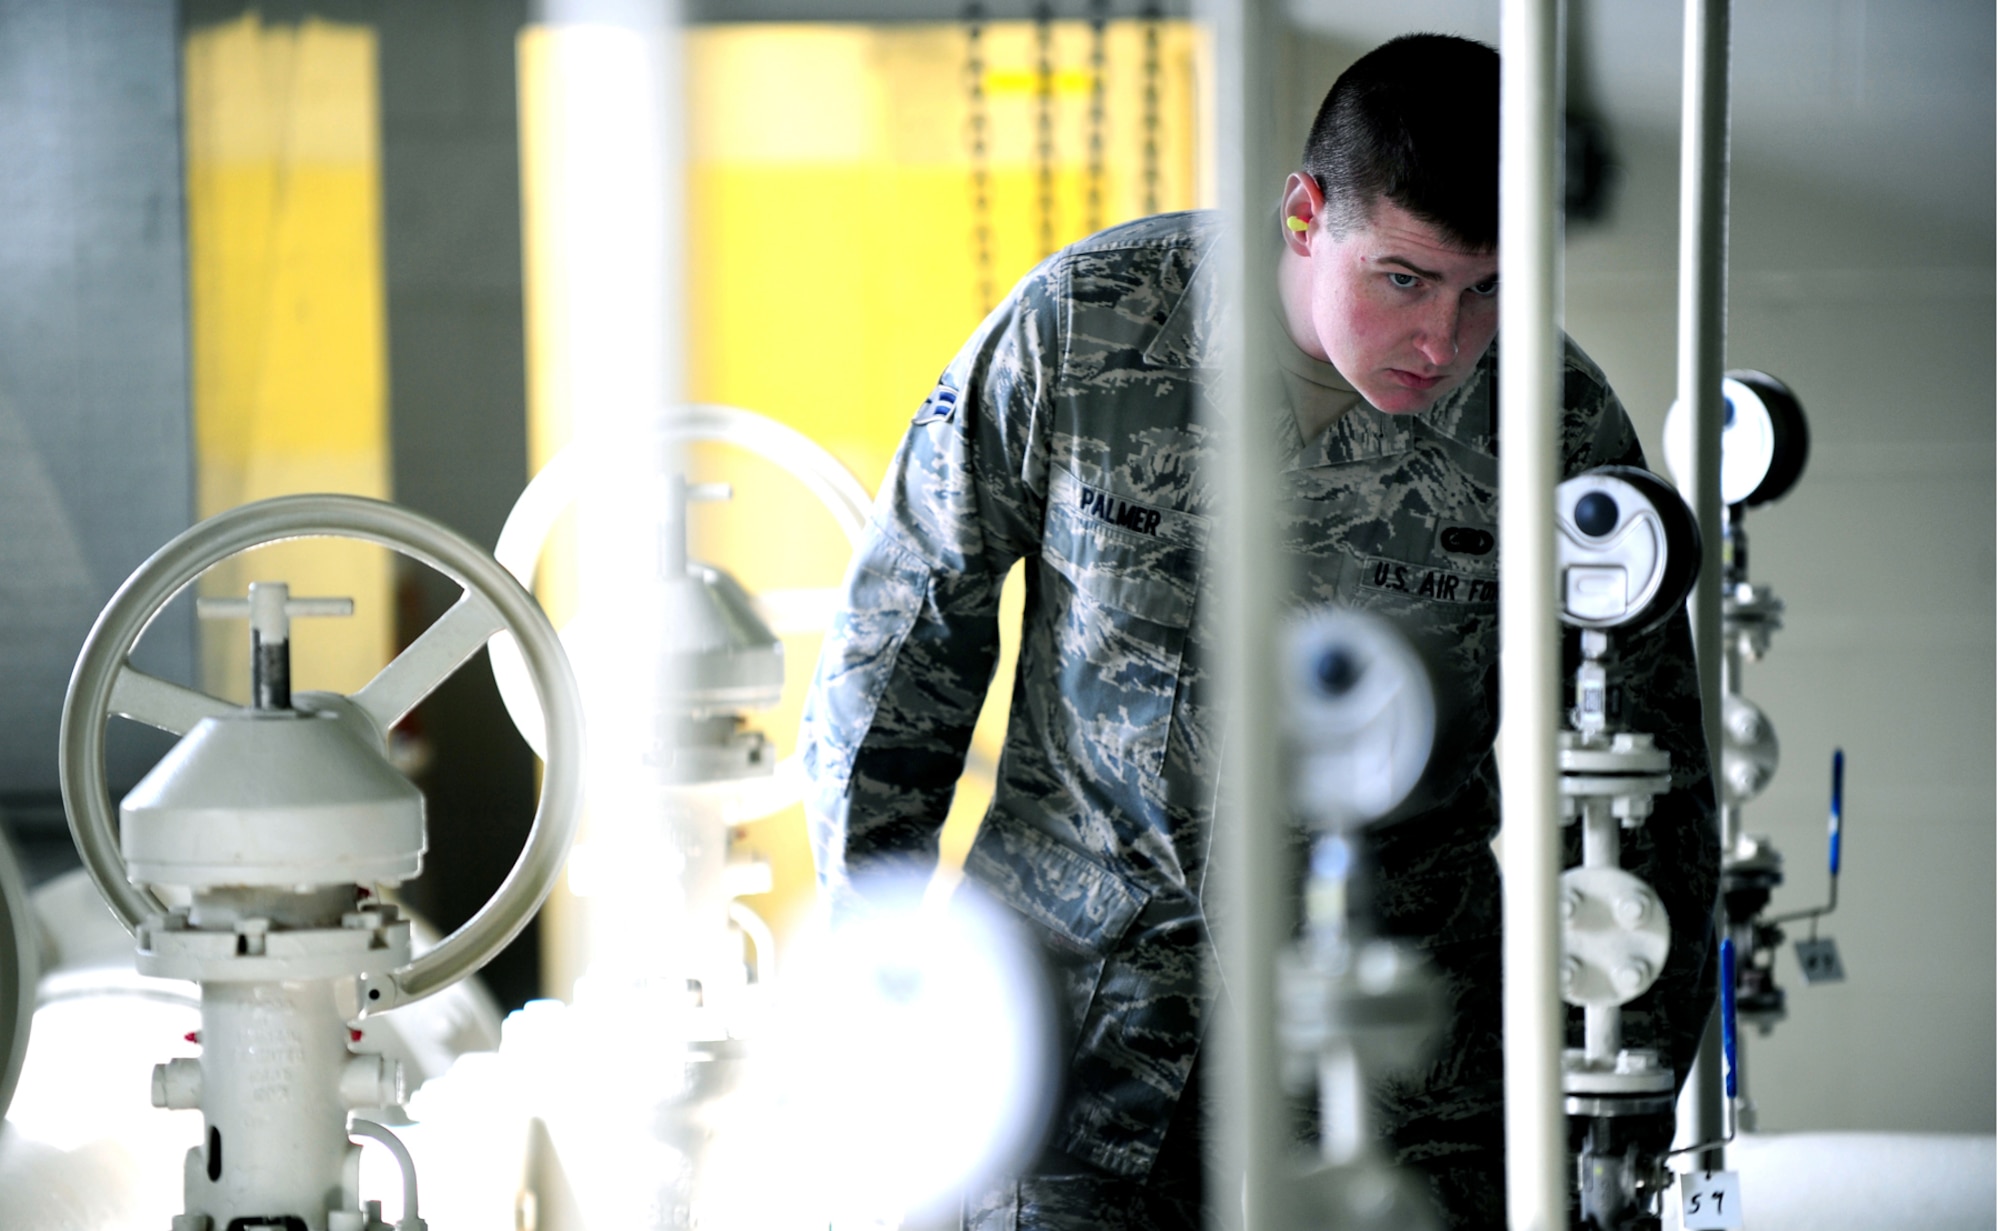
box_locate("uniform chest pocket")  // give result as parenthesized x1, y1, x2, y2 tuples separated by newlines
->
(1039, 465, 1207, 782)
(1342, 548, 1502, 805)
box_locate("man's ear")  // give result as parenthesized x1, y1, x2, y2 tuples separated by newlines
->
(1280, 172, 1323, 256)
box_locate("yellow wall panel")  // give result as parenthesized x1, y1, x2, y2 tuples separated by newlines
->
(680, 20, 1206, 946)
(183, 15, 391, 702)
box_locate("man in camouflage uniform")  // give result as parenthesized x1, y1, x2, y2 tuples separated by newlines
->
(802, 34, 1716, 1231)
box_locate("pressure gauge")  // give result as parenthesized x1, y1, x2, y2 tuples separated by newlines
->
(1282, 608, 1436, 827)
(1555, 466, 1702, 634)
(1662, 370, 1810, 508)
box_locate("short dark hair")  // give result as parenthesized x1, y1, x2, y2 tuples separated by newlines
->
(1302, 33, 1501, 250)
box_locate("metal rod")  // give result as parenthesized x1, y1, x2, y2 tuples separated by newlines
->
(1498, 1, 1565, 1227)
(1582, 806, 1618, 868)
(1673, 0, 1733, 1177)
(1585, 1003, 1620, 1066)
(1205, 0, 1289, 1228)
(1721, 624, 1744, 853)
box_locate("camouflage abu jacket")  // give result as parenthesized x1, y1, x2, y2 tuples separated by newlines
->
(800, 211, 1718, 1180)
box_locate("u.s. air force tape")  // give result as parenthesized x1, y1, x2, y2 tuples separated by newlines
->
(1359, 556, 1499, 603)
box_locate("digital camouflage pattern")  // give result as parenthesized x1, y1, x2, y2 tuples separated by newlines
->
(801, 211, 1717, 1229)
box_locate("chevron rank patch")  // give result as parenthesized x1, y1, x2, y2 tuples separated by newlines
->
(913, 380, 960, 425)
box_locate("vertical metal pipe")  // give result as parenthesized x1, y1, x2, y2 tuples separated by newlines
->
(1673, 0, 1732, 1175)
(1497, 2, 1565, 1228)
(1720, 639, 1743, 853)
(521, 0, 686, 1002)
(1205, 0, 1290, 1228)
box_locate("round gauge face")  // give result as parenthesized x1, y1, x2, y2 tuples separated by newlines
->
(1556, 472, 1669, 628)
(1554, 466, 1702, 634)
(1282, 608, 1437, 825)
(1663, 376, 1777, 506)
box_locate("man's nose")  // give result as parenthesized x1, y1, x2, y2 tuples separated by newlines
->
(1413, 298, 1461, 367)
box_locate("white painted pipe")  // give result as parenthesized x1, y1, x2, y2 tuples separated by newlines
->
(1674, 0, 1733, 1174)
(1498, 2, 1565, 1229)
(1204, 0, 1290, 1227)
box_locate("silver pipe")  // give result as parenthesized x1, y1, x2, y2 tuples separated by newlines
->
(1721, 626, 1744, 853)
(1585, 1004, 1620, 1067)
(1498, 1, 1565, 1227)
(1205, 0, 1290, 1228)
(1674, 0, 1733, 1175)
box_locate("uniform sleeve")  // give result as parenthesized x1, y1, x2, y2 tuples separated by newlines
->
(799, 264, 1060, 905)
(1559, 339, 1722, 1084)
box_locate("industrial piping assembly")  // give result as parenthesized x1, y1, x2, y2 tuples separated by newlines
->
(1665, 369, 1846, 1132)
(57, 495, 584, 1231)
(1552, 466, 1703, 1229)
(462, 403, 874, 1229)
(1275, 608, 1443, 1231)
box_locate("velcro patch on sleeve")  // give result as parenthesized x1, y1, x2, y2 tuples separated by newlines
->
(913, 380, 960, 425)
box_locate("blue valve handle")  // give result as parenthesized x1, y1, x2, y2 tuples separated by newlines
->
(1828, 748, 1844, 878)
(1720, 936, 1738, 1100)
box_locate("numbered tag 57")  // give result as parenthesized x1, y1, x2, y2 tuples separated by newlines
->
(1680, 1169, 1743, 1230)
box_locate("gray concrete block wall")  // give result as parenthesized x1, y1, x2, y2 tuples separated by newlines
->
(0, 0, 194, 852)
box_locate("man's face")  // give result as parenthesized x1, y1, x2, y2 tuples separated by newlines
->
(1282, 180, 1500, 415)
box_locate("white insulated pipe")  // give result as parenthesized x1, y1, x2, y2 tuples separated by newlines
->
(1497, 2, 1565, 1229)
(1205, 0, 1290, 1227)
(1673, 0, 1733, 1173)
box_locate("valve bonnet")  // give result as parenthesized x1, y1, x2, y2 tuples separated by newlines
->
(120, 709, 425, 889)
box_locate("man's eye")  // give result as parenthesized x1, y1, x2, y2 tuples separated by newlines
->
(1470, 278, 1500, 297)
(1387, 271, 1421, 289)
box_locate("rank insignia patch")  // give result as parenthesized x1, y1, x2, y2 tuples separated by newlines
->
(913, 381, 960, 425)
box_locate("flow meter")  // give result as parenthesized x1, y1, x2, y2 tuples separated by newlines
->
(1554, 466, 1702, 1230)
(1276, 608, 1442, 1231)
(1556, 467, 1702, 639)
(1662, 370, 1809, 511)
(58, 494, 583, 1231)
(1663, 370, 1841, 1131)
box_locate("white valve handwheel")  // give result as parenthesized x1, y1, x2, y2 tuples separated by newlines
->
(0, 829, 34, 1124)
(58, 494, 585, 1014)
(489, 403, 872, 773)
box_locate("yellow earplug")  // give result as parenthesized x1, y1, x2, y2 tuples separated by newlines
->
(1285, 216, 1310, 232)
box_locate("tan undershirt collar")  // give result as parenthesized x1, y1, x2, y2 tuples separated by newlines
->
(1268, 302, 1365, 443)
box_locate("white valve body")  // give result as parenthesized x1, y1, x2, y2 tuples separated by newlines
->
(169, 980, 396, 1229)
(1558, 731, 1678, 1097)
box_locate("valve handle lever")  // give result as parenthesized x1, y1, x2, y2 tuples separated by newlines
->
(1719, 936, 1738, 1101)
(195, 581, 355, 710)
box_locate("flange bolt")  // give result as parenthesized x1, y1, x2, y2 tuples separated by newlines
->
(1613, 960, 1653, 996)
(1613, 893, 1651, 929)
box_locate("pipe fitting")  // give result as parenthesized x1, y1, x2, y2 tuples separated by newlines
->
(340, 1052, 405, 1109)
(151, 1057, 203, 1109)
